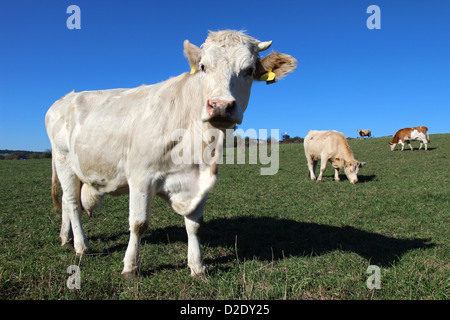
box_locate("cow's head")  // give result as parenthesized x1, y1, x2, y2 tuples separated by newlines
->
(389, 142, 397, 151)
(184, 30, 297, 130)
(344, 160, 367, 184)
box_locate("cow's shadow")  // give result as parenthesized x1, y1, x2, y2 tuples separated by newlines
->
(393, 147, 437, 151)
(329, 174, 376, 183)
(134, 216, 432, 272)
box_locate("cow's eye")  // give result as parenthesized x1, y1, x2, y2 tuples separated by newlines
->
(200, 64, 206, 72)
(243, 67, 254, 77)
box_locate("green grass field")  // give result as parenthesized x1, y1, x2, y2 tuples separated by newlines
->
(1, 134, 449, 300)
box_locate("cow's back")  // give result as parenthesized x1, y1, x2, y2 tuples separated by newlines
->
(46, 88, 137, 148)
(304, 130, 323, 158)
(415, 126, 428, 135)
(304, 130, 344, 159)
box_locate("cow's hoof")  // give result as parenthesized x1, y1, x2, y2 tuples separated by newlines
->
(121, 267, 140, 280)
(189, 265, 207, 279)
(61, 239, 74, 251)
(75, 247, 91, 257)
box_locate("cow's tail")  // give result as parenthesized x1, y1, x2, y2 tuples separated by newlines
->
(427, 129, 430, 143)
(51, 158, 62, 215)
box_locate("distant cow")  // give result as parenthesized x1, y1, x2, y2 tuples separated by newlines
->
(389, 126, 429, 151)
(357, 129, 371, 139)
(45, 30, 297, 279)
(304, 130, 367, 184)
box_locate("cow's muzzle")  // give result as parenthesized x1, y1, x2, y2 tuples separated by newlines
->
(206, 99, 237, 128)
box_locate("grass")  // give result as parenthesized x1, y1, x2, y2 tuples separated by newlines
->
(0, 134, 449, 300)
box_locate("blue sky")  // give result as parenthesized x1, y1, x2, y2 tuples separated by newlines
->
(0, 0, 449, 151)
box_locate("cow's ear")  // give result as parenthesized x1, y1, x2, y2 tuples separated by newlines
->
(184, 40, 202, 74)
(359, 162, 367, 168)
(255, 52, 297, 84)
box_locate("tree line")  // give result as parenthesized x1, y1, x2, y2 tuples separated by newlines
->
(0, 149, 52, 160)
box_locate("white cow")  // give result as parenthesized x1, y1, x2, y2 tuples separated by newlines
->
(45, 30, 297, 278)
(304, 130, 366, 184)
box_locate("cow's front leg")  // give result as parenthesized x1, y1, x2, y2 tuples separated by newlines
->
(184, 197, 207, 278)
(334, 168, 341, 182)
(122, 184, 154, 279)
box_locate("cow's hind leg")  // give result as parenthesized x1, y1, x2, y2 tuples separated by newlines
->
(306, 157, 317, 181)
(54, 158, 90, 255)
(184, 197, 207, 278)
(122, 183, 154, 279)
(51, 159, 72, 247)
(420, 139, 428, 150)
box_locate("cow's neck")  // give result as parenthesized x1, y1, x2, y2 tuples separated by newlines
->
(157, 72, 225, 169)
(334, 144, 354, 165)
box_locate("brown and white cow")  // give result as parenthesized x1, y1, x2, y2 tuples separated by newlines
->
(304, 130, 366, 184)
(45, 30, 296, 279)
(389, 126, 429, 151)
(357, 129, 371, 139)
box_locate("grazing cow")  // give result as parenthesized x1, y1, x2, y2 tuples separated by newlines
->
(389, 126, 429, 151)
(45, 30, 297, 279)
(304, 130, 366, 184)
(357, 129, 371, 139)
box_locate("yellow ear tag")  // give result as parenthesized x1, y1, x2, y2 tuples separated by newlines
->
(259, 70, 276, 82)
(190, 66, 196, 74)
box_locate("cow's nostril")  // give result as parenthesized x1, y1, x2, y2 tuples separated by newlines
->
(207, 99, 235, 117)
(225, 101, 236, 115)
(207, 100, 216, 116)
